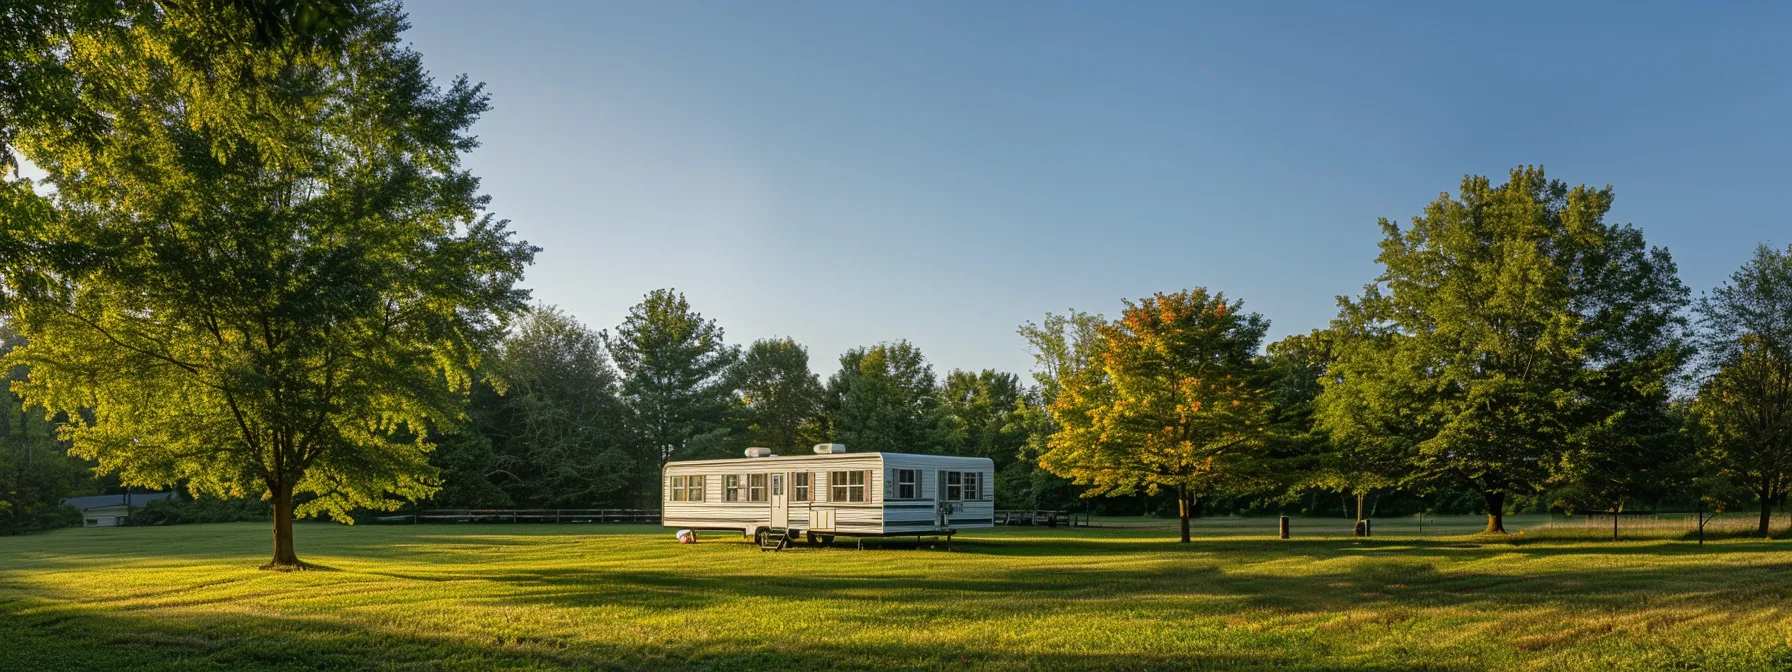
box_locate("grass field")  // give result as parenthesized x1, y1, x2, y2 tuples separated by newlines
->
(5, 516, 1792, 671)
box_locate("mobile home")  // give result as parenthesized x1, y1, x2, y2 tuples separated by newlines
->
(661, 444, 995, 545)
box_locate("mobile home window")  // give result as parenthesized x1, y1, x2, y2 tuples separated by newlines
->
(941, 471, 983, 501)
(793, 473, 811, 502)
(748, 473, 768, 502)
(686, 475, 705, 502)
(670, 476, 687, 502)
(894, 469, 919, 499)
(829, 470, 866, 502)
(724, 475, 741, 502)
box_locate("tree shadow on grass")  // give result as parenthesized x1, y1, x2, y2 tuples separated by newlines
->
(10, 563, 1790, 671)
(942, 533, 1792, 560)
(0, 595, 1445, 672)
(367, 543, 1792, 633)
(13, 526, 1792, 671)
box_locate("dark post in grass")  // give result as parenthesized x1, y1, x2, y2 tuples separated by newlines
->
(1698, 501, 1709, 546)
(1279, 516, 1289, 539)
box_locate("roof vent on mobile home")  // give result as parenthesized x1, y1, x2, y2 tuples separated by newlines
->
(744, 447, 774, 458)
(812, 443, 847, 454)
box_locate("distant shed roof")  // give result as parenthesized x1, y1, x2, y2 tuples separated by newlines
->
(60, 492, 175, 510)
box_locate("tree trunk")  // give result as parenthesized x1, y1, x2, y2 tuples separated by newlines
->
(18, 407, 29, 468)
(268, 482, 301, 569)
(1759, 482, 1774, 538)
(1176, 485, 1191, 543)
(1355, 492, 1365, 522)
(1482, 490, 1506, 534)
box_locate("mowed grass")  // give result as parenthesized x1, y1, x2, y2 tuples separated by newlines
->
(5, 517, 1792, 671)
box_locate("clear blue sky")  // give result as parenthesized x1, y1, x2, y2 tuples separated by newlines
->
(399, 1, 1792, 378)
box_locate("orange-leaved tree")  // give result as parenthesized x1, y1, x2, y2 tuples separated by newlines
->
(1039, 289, 1276, 542)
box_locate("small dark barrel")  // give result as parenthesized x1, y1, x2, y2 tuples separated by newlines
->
(1279, 516, 1290, 539)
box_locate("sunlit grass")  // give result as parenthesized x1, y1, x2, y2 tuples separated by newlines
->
(5, 517, 1792, 670)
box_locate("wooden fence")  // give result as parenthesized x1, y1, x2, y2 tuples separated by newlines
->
(379, 509, 661, 524)
(996, 509, 1089, 527)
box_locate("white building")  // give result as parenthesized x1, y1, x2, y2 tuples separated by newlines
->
(60, 492, 175, 527)
(661, 444, 995, 546)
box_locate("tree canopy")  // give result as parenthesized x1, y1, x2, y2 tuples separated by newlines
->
(734, 337, 825, 454)
(1040, 289, 1275, 542)
(824, 341, 953, 455)
(2, 5, 533, 567)
(605, 289, 739, 499)
(1691, 244, 1792, 536)
(1317, 167, 1689, 533)
(489, 306, 630, 507)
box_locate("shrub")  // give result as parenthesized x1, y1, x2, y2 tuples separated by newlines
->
(0, 501, 82, 536)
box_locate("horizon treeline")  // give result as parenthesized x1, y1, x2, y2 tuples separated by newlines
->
(6, 166, 1791, 540)
(421, 166, 1790, 541)
(423, 290, 1075, 514)
(1025, 168, 1792, 540)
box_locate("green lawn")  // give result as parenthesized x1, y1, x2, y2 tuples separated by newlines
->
(4, 517, 1792, 671)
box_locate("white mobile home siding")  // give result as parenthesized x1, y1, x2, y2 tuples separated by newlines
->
(879, 454, 996, 531)
(661, 452, 993, 536)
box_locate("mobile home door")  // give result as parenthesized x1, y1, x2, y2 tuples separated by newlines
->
(770, 473, 789, 528)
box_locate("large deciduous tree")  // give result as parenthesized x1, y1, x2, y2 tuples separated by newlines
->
(491, 306, 631, 507)
(1041, 289, 1274, 543)
(938, 368, 1038, 508)
(1318, 167, 1688, 534)
(2, 5, 534, 567)
(733, 337, 824, 453)
(605, 290, 739, 498)
(1264, 329, 1391, 525)
(940, 369, 1026, 462)
(1012, 311, 1105, 511)
(1692, 244, 1792, 537)
(824, 341, 952, 454)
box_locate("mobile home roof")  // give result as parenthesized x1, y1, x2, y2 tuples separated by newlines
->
(665, 452, 991, 467)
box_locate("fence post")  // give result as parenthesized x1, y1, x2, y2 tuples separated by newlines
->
(1279, 516, 1290, 539)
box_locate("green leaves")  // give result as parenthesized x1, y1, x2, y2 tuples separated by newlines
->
(1039, 289, 1277, 504)
(824, 340, 951, 455)
(1690, 245, 1792, 533)
(491, 306, 631, 507)
(2, 3, 533, 563)
(734, 337, 825, 453)
(605, 289, 740, 468)
(1318, 167, 1690, 526)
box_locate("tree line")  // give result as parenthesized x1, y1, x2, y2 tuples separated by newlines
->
(1034, 169, 1792, 542)
(429, 292, 1070, 516)
(1, 3, 1789, 562)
